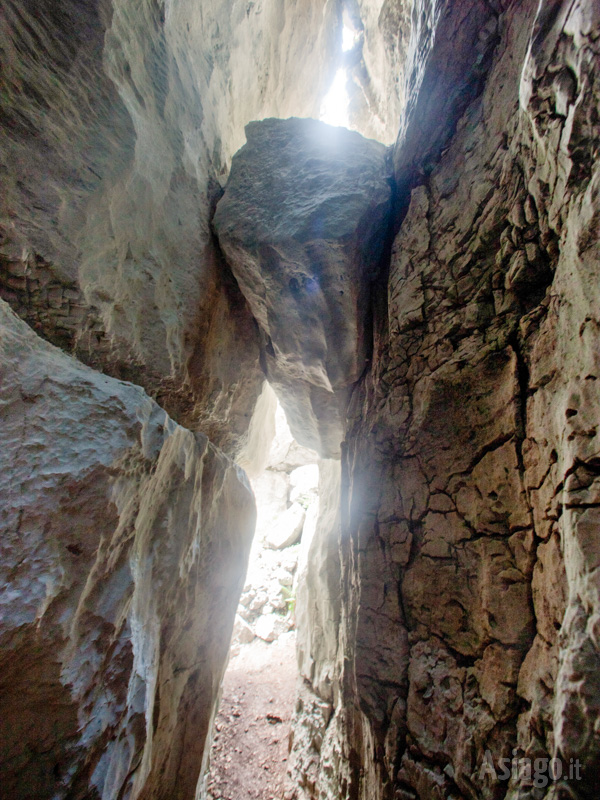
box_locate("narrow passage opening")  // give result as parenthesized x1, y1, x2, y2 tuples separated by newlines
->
(207, 18, 363, 798)
(319, 20, 360, 128)
(206, 392, 320, 800)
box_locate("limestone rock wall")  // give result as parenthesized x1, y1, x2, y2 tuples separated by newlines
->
(289, 458, 343, 799)
(343, 0, 412, 145)
(0, 299, 256, 799)
(3, 0, 600, 798)
(0, 0, 340, 452)
(284, 1, 600, 799)
(323, 1, 600, 799)
(343, 0, 499, 149)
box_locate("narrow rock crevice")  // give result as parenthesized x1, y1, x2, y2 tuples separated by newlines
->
(2, 1, 600, 799)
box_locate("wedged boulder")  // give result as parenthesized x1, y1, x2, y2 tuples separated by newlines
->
(316, 2, 600, 799)
(213, 117, 392, 457)
(0, 300, 255, 800)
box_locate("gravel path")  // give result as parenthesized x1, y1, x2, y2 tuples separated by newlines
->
(206, 632, 297, 800)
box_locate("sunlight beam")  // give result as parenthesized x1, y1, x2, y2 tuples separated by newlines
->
(319, 68, 350, 128)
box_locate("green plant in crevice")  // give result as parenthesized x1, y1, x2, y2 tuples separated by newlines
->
(295, 491, 313, 510)
(279, 581, 296, 617)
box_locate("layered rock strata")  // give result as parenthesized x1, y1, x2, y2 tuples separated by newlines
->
(214, 117, 392, 457)
(0, 299, 255, 800)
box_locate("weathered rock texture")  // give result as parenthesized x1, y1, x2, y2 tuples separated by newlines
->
(0, 299, 255, 799)
(0, 0, 340, 453)
(343, 0, 412, 144)
(289, 458, 342, 798)
(3, 0, 600, 798)
(214, 117, 392, 457)
(233, 400, 319, 649)
(287, 1, 600, 799)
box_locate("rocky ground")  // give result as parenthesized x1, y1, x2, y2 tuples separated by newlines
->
(206, 634, 297, 800)
(206, 401, 319, 800)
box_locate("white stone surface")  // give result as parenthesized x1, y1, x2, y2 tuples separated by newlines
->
(0, 299, 255, 800)
(346, 0, 412, 144)
(0, 0, 341, 450)
(267, 399, 319, 471)
(290, 464, 320, 505)
(265, 503, 306, 551)
(236, 381, 278, 477)
(233, 615, 255, 645)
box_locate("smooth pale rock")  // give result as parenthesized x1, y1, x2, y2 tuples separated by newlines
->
(294, 460, 341, 703)
(289, 464, 320, 506)
(288, 462, 340, 799)
(290, 464, 320, 492)
(233, 614, 256, 646)
(248, 396, 319, 543)
(267, 397, 319, 472)
(0, 300, 255, 800)
(265, 503, 306, 551)
(214, 117, 392, 457)
(252, 469, 291, 542)
(254, 614, 285, 643)
(345, 0, 412, 144)
(236, 380, 278, 477)
(237, 404, 318, 662)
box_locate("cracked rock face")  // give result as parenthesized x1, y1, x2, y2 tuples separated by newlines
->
(214, 117, 392, 457)
(289, 1, 600, 799)
(0, 299, 255, 800)
(2, 0, 600, 798)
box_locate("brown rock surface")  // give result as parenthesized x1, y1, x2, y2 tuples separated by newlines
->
(2, 1, 600, 799)
(0, 299, 255, 799)
(288, 1, 600, 799)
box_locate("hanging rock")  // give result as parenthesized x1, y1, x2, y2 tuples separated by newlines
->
(214, 117, 392, 457)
